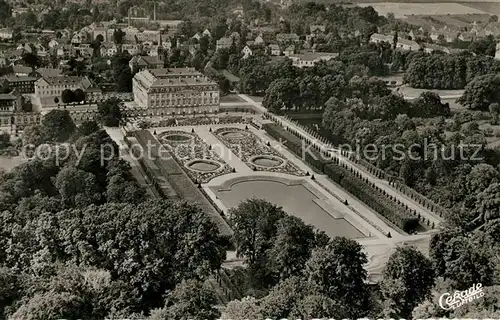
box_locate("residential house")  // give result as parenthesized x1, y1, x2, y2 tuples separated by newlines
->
(136, 30, 161, 43)
(0, 29, 13, 40)
(34, 68, 62, 78)
(144, 44, 160, 57)
(241, 45, 252, 59)
(48, 39, 59, 49)
(129, 55, 164, 72)
(283, 45, 296, 56)
(276, 33, 300, 43)
(423, 43, 451, 54)
(162, 39, 173, 50)
(2, 75, 37, 93)
(269, 44, 282, 56)
(71, 31, 89, 44)
(0, 91, 23, 127)
(202, 29, 212, 38)
(192, 33, 202, 41)
(310, 24, 326, 34)
(396, 38, 420, 51)
(12, 65, 33, 77)
(254, 35, 265, 45)
(122, 44, 140, 56)
(369, 33, 393, 44)
(100, 43, 118, 57)
(93, 27, 108, 42)
(458, 33, 473, 42)
(288, 52, 339, 68)
(216, 37, 233, 51)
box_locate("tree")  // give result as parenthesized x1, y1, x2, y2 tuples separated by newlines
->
(152, 279, 220, 320)
(77, 121, 100, 137)
(262, 78, 297, 113)
(54, 166, 102, 208)
(113, 28, 126, 44)
(229, 199, 286, 266)
(380, 246, 435, 318)
(0, 0, 11, 25)
(61, 89, 75, 104)
(0, 267, 20, 315)
(259, 276, 309, 319)
(221, 297, 262, 320)
(10, 292, 85, 320)
(268, 215, 316, 280)
(457, 74, 500, 110)
(106, 172, 145, 204)
(22, 52, 41, 69)
(97, 98, 122, 127)
(304, 237, 368, 318)
(411, 91, 450, 118)
(116, 67, 133, 92)
(489, 102, 500, 124)
(41, 110, 76, 142)
(73, 88, 86, 103)
(293, 294, 349, 320)
(0, 131, 9, 149)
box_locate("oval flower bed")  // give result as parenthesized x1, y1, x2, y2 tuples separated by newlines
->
(159, 130, 232, 183)
(215, 127, 304, 176)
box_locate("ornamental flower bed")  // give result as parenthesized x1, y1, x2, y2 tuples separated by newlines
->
(215, 127, 305, 176)
(159, 130, 232, 183)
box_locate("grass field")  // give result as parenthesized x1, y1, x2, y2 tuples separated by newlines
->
(404, 13, 491, 29)
(220, 94, 245, 103)
(357, 2, 489, 18)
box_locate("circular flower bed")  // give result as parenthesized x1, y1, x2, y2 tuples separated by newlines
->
(215, 127, 304, 176)
(161, 133, 193, 142)
(159, 130, 232, 183)
(249, 155, 285, 168)
(220, 130, 250, 139)
(186, 159, 223, 173)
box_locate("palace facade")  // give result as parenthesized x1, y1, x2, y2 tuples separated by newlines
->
(132, 68, 220, 115)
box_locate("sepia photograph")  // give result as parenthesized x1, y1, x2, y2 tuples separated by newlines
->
(0, 0, 498, 318)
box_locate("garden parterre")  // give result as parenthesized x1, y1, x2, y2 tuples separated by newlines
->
(159, 130, 232, 183)
(214, 127, 305, 176)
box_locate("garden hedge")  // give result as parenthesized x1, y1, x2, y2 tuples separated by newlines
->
(263, 122, 419, 233)
(324, 163, 419, 233)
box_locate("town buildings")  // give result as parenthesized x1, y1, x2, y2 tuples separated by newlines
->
(2, 75, 37, 94)
(34, 76, 92, 108)
(132, 68, 220, 115)
(289, 52, 339, 68)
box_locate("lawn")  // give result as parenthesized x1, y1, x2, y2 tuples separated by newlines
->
(220, 94, 245, 103)
(394, 86, 464, 99)
(357, 2, 488, 18)
(0, 156, 26, 172)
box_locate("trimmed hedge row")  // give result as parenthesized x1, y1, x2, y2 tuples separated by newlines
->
(263, 123, 332, 172)
(324, 162, 419, 233)
(263, 123, 420, 233)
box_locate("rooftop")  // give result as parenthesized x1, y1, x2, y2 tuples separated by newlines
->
(289, 51, 339, 61)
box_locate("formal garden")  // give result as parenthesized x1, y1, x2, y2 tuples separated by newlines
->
(159, 130, 232, 183)
(214, 127, 305, 176)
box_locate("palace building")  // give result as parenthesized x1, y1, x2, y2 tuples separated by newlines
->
(132, 68, 220, 115)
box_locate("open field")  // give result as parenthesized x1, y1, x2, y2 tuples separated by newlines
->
(404, 13, 491, 29)
(462, 2, 500, 15)
(357, 2, 490, 18)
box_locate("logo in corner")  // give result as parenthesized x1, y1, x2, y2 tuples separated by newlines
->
(439, 283, 485, 310)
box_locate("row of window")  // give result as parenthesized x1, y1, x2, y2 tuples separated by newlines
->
(149, 98, 218, 106)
